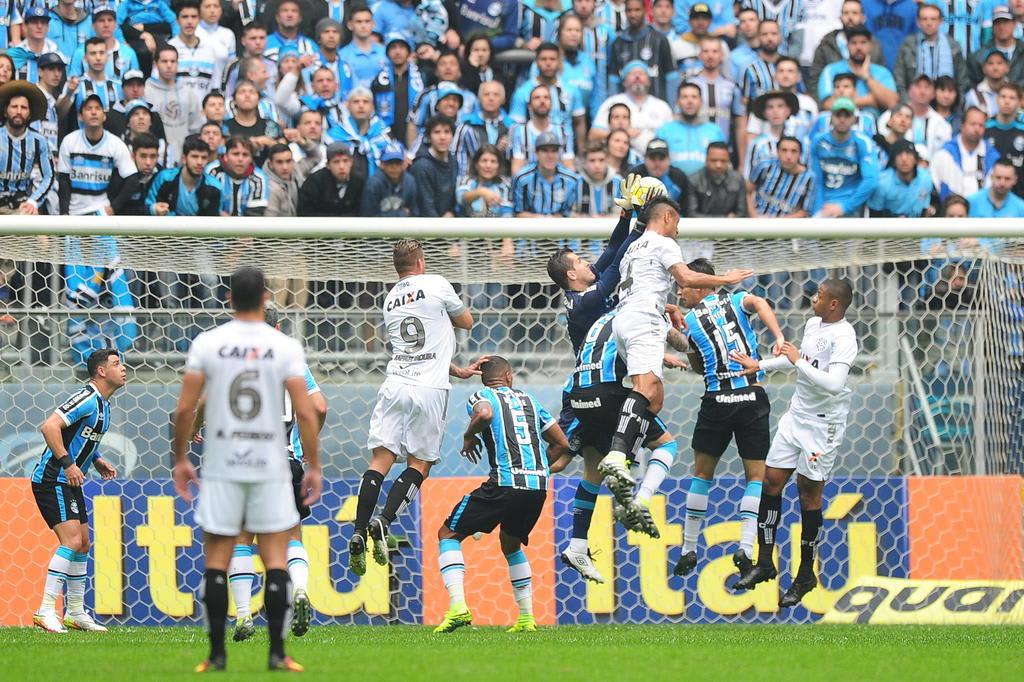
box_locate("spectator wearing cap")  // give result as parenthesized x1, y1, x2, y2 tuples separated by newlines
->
(746, 56, 817, 148)
(169, 0, 226, 99)
(672, 0, 736, 39)
(591, 60, 672, 154)
(810, 73, 878, 140)
(338, 5, 387, 87)
(985, 82, 1024, 197)
(931, 106, 999, 200)
(410, 114, 459, 217)
(688, 140, 747, 217)
(48, 0, 92, 67)
(807, 97, 880, 217)
(445, 0, 520, 52)
(736, 19, 783, 164)
(818, 25, 899, 117)
(626, 137, 691, 208)
(512, 130, 582, 217)
(146, 45, 203, 163)
(744, 90, 799, 178)
(967, 158, 1024, 216)
(689, 35, 740, 145)
(868, 140, 937, 217)
(67, 6, 139, 84)
(196, 0, 237, 64)
(107, 69, 164, 139)
(0, 81, 55, 215)
(454, 80, 512, 179)
(510, 84, 576, 174)
(892, 4, 969, 99)
(265, 0, 318, 62)
(207, 136, 270, 216)
(12, 7, 59, 81)
(677, 3, 731, 77)
(361, 141, 420, 217)
(34, 53, 70, 163)
(609, 0, 675, 100)
(969, 6, 1024, 85)
(409, 54, 477, 144)
(121, 99, 170, 166)
(324, 86, 391, 181)
(371, 33, 424, 144)
(519, 0, 573, 51)
(147, 135, 221, 216)
(877, 75, 952, 163)
(656, 82, 725, 176)
(510, 43, 586, 157)
(964, 49, 1009, 117)
(809, 1, 885, 98)
(298, 140, 364, 216)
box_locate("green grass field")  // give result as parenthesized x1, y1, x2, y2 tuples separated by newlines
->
(3, 624, 1023, 680)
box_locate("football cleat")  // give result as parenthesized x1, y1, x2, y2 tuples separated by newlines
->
(291, 588, 311, 637)
(349, 531, 367, 576)
(598, 457, 635, 506)
(232, 616, 255, 642)
(194, 655, 226, 673)
(63, 611, 108, 632)
(433, 606, 472, 634)
(733, 564, 778, 592)
(506, 615, 538, 633)
(629, 500, 660, 539)
(368, 517, 389, 567)
(268, 654, 305, 672)
(673, 550, 698, 577)
(33, 612, 67, 633)
(779, 575, 818, 608)
(560, 549, 605, 584)
(732, 550, 754, 575)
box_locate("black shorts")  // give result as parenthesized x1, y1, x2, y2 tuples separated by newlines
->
(32, 482, 88, 528)
(557, 391, 581, 456)
(444, 480, 547, 545)
(691, 386, 771, 460)
(290, 458, 311, 520)
(569, 385, 667, 454)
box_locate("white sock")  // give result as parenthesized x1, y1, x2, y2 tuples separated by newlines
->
(636, 441, 677, 504)
(505, 550, 533, 617)
(287, 540, 310, 593)
(683, 477, 712, 553)
(228, 544, 255, 620)
(438, 539, 466, 609)
(65, 551, 88, 615)
(740, 481, 763, 556)
(39, 546, 74, 614)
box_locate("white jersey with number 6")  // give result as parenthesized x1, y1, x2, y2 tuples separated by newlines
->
(615, 232, 685, 316)
(383, 273, 466, 390)
(185, 319, 306, 483)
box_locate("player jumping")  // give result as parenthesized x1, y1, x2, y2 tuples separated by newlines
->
(730, 279, 858, 608)
(31, 349, 125, 633)
(434, 357, 570, 634)
(671, 259, 786, 579)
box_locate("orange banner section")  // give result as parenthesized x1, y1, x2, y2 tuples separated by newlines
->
(907, 476, 1024, 580)
(0, 479, 62, 625)
(420, 477, 556, 626)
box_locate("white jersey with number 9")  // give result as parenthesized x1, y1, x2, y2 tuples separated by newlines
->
(615, 232, 685, 316)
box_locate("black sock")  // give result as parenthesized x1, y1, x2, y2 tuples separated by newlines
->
(265, 568, 290, 659)
(202, 569, 228, 660)
(798, 508, 823, 580)
(355, 470, 385, 535)
(609, 391, 651, 457)
(756, 493, 783, 569)
(380, 467, 425, 526)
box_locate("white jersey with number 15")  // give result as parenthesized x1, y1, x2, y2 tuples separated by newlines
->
(615, 232, 685, 316)
(383, 273, 466, 390)
(185, 319, 307, 483)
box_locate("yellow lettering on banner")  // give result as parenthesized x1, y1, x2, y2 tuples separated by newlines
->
(586, 496, 615, 613)
(626, 496, 683, 615)
(136, 496, 194, 617)
(697, 521, 778, 615)
(304, 496, 387, 616)
(93, 495, 123, 615)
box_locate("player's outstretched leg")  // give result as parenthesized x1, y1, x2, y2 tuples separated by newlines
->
(561, 478, 604, 583)
(599, 391, 652, 505)
(735, 480, 763, 575)
(351, 465, 387, 576)
(502, 533, 536, 633)
(734, 473, 784, 591)
(228, 543, 256, 641)
(287, 538, 311, 636)
(674, 476, 712, 576)
(434, 535, 472, 633)
(627, 435, 677, 538)
(33, 544, 74, 633)
(780, 475, 824, 608)
(371, 460, 429, 566)
(196, 569, 229, 672)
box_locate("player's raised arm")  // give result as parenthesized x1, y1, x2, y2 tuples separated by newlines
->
(286, 375, 323, 505)
(741, 293, 786, 354)
(39, 412, 84, 487)
(449, 307, 473, 330)
(171, 370, 206, 501)
(669, 261, 754, 290)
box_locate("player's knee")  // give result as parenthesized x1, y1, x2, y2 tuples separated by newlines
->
(796, 482, 823, 509)
(498, 531, 520, 555)
(437, 524, 456, 541)
(68, 534, 89, 553)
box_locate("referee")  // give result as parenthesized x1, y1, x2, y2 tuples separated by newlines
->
(0, 80, 55, 215)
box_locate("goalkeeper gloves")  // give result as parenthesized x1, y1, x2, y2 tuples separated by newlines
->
(613, 173, 641, 212)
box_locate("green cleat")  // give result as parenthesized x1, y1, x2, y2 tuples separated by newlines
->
(433, 606, 472, 633)
(232, 617, 255, 642)
(349, 532, 367, 576)
(291, 588, 311, 637)
(368, 518, 389, 567)
(506, 615, 538, 633)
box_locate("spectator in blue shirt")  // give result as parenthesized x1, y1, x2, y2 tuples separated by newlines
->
(361, 141, 420, 217)
(818, 25, 900, 117)
(809, 97, 880, 216)
(513, 130, 582, 216)
(656, 82, 726, 175)
(146, 135, 221, 216)
(868, 140, 937, 217)
(339, 5, 388, 87)
(446, 0, 520, 52)
(968, 159, 1024, 217)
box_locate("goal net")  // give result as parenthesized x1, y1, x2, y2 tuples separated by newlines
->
(1, 217, 1022, 628)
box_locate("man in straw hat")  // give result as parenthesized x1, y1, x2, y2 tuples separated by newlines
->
(0, 80, 54, 215)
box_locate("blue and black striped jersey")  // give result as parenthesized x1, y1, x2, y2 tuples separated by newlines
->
(32, 383, 110, 484)
(467, 386, 556, 491)
(685, 291, 765, 392)
(566, 311, 626, 392)
(285, 365, 320, 462)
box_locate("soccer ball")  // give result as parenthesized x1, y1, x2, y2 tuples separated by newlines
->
(630, 176, 667, 207)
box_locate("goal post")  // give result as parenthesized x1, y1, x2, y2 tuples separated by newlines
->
(0, 216, 1021, 627)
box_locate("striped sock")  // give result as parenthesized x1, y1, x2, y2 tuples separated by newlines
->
(228, 544, 255, 620)
(569, 480, 600, 554)
(287, 539, 309, 593)
(757, 493, 783, 569)
(637, 440, 677, 504)
(438, 538, 466, 610)
(65, 551, 89, 615)
(739, 481, 763, 555)
(683, 476, 712, 553)
(39, 546, 74, 614)
(505, 549, 533, 616)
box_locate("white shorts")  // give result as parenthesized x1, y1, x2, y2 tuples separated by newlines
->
(366, 381, 448, 462)
(612, 309, 668, 379)
(195, 477, 300, 536)
(765, 410, 847, 481)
